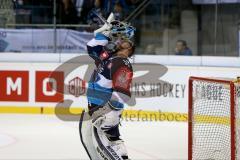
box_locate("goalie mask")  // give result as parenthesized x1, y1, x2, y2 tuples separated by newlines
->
(110, 20, 136, 40)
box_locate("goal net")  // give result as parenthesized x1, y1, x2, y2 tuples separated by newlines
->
(188, 76, 240, 160)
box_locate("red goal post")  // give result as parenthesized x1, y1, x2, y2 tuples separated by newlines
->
(188, 76, 240, 160)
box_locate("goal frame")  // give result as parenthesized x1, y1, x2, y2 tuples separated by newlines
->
(188, 76, 236, 160)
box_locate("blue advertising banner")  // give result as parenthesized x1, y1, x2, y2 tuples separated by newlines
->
(0, 29, 93, 53)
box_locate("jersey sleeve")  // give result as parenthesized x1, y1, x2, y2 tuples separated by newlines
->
(87, 33, 109, 62)
(106, 58, 133, 109)
(111, 58, 133, 97)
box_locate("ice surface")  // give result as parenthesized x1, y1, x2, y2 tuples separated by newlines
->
(0, 114, 187, 160)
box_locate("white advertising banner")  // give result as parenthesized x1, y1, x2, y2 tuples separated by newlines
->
(0, 60, 239, 114)
(0, 29, 93, 53)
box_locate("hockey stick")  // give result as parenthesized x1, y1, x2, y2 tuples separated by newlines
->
(92, 10, 109, 25)
(92, 0, 152, 24)
(79, 111, 93, 160)
(124, 0, 152, 22)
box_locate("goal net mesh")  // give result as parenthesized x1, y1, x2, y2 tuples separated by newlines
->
(191, 79, 240, 160)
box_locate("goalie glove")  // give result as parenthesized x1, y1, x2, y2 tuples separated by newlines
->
(94, 13, 115, 38)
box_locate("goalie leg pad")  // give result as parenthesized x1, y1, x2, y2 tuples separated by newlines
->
(92, 126, 123, 160)
(105, 125, 121, 141)
(91, 105, 129, 160)
(92, 107, 122, 131)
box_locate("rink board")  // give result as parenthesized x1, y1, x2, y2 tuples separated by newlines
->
(0, 61, 239, 122)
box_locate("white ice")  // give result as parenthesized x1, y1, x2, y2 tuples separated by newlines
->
(0, 114, 187, 160)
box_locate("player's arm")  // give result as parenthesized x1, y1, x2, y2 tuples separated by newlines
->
(87, 33, 109, 62)
(87, 13, 114, 61)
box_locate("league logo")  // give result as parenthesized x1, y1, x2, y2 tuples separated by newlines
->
(68, 77, 86, 97)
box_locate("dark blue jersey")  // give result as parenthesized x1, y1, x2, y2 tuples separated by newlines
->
(86, 34, 133, 109)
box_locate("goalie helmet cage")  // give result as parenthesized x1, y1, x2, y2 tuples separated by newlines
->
(188, 76, 240, 160)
